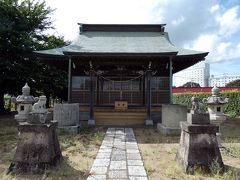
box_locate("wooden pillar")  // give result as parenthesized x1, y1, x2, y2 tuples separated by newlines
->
(67, 57, 72, 103)
(145, 69, 153, 125)
(169, 56, 173, 104)
(88, 69, 95, 126)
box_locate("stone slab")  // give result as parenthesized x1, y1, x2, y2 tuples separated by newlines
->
(96, 152, 111, 159)
(128, 166, 147, 176)
(127, 153, 142, 160)
(109, 161, 127, 170)
(111, 153, 126, 161)
(128, 160, 144, 166)
(108, 170, 128, 179)
(92, 159, 110, 167)
(90, 166, 108, 175)
(130, 177, 148, 180)
(87, 175, 106, 180)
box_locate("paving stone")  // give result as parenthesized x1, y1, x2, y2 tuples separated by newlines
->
(125, 128, 134, 134)
(127, 153, 142, 160)
(126, 139, 137, 143)
(111, 153, 126, 160)
(102, 142, 113, 148)
(109, 161, 127, 170)
(100, 144, 112, 149)
(96, 152, 111, 159)
(126, 144, 138, 149)
(127, 149, 139, 154)
(113, 145, 125, 150)
(128, 166, 147, 177)
(108, 170, 128, 179)
(126, 142, 138, 146)
(88, 128, 148, 180)
(129, 176, 148, 180)
(90, 166, 108, 175)
(92, 159, 110, 167)
(114, 142, 125, 147)
(98, 148, 112, 153)
(87, 174, 107, 180)
(127, 160, 144, 166)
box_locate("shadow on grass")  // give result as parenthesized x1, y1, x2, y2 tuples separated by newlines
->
(134, 128, 180, 144)
(4, 156, 87, 180)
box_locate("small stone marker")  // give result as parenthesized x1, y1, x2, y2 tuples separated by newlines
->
(157, 104, 187, 135)
(53, 103, 80, 134)
(176, 97, 224, 174)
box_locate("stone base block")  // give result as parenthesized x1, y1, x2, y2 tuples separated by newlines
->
(187, 113, 210, 124)
(157, 123, 181, 135)
(88, 119, 95, 126)
(176, 121, 224, 174)
(8, 121, 62, 174)
(58, 125, 80, 134)
(145, 119, 153, 126)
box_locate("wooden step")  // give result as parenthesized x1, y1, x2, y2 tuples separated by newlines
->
(95, 111, 146, 125)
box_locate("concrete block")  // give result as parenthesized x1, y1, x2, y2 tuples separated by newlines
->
(53, 103, 79, 126)
(161, 104, 187, 128)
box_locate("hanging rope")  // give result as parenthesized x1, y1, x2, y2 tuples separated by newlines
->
(92, 70, 147, 83)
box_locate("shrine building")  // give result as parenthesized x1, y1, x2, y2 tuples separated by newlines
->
(35, 24, 208, 126)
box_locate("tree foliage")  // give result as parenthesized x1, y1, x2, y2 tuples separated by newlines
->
(226, 79, 240, 87)
(179, 82, 201, 87)
(0, 0, 68, 112)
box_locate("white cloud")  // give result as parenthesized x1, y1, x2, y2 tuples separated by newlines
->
(210, 4, 220, 13)
(45, 0, 158, 40)
(216, 6, 240, 36)
(171, 16, 185, 26)
(192, 34, 218, 52)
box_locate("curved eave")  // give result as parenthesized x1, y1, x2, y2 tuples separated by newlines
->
(176, 52, 209, 59)
(62, 51, 178, 57)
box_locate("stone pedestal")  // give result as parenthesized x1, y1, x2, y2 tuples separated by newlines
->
(8, 121, 62, 174)
(53, 103, 80, 134)
(176, 122, 224, 174)
(157, 104, 187, 135)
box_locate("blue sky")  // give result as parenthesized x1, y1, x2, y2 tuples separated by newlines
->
(45, 0, 240, 75)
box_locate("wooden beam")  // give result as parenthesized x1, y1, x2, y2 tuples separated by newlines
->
(67, 57, 72, 103)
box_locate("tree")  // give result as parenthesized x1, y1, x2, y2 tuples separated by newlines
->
(180, 82, 201, 87)
(0, 0, 68, 112)
(226, 79, 240, 87)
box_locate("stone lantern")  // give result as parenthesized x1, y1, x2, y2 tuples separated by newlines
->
(12, 83, 36, 122)
(203, 85, 229, 147)
(203, 85, 228, 123)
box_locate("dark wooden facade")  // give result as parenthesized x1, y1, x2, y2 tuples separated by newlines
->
(35, 24, 208, 126)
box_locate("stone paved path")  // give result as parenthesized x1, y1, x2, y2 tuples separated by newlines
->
(87, 128, 148, 180)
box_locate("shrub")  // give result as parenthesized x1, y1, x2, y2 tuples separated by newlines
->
(173, 91, 240, 117)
